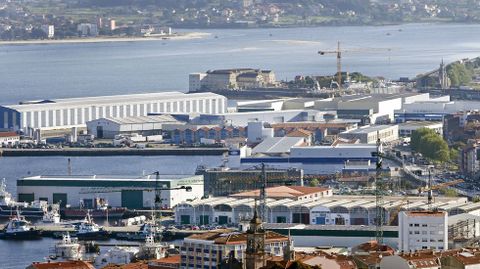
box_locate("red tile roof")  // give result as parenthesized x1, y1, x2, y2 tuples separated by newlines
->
(230, 186, 330, 199)
(28, 261, 95, 269)
(150, 255, 181, 265)
(187, 230, 288, 245)
(0, 132, 18, 137)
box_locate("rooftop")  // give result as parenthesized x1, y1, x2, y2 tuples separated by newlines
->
(93, 115, 181, 125)
(21, 174, 200, 182)
(187, 230, 288, 245)
(405, 210, 447, 217)
(342, 125, 397, 134)
(230, 186, 331, 199)
(252, 137, 305, 155)
(4, 91, 224, 111)
(28, 261, 95, 269)
(0, 132, 19, 137)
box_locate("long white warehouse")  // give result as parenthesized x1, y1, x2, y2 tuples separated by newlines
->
(0, 91, 227, 131)
(17, 174, 204, 209)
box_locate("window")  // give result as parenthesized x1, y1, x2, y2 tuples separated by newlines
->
(409, 224, 413, 227)
(414, 224, 419, 227)
(422, 224, 428, 227)
(414, 231, 420, 234)
(422, 231, 427, 235)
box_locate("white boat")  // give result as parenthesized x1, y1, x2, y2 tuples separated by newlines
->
(51, 232, 85, 260)
(0, 210, 42, 240)
(136, 233, 167, 260)
(41, 203, 61, 224)
(116, 221, 162, 241)
(0, 179, 46, 218)
(94, 246, 139, 268)
(75, 211, 109, 240)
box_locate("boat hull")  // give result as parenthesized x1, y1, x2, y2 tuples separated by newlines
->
(62, 208, 126, 218)
(0, 206, 44, 219)
(76, 231, 110, 241)
(0, 229, 42, 240)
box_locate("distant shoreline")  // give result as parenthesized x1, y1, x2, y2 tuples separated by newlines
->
(0, 32, 211, 45)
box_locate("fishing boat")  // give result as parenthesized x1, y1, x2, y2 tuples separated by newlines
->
(0, 210, 42, 240)
(0, 179, 46, 218)
(75, 211, 109, 240)
(50, 232, 85, 260)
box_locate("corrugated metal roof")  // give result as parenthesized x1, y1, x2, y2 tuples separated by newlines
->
(252, 137, 304, 154)
(96, 115, 180, 125)
(5, 92, 224, 111)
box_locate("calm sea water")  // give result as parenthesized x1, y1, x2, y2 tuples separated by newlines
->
(0, 155, 222, 269)
(2, 23, 480, 105)
(1, 23, 480, 268)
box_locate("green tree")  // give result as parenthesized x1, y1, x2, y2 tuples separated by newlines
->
(410, 128, 450, 163)
(447, 62, 474, 86)
(309, 178, 319, 187)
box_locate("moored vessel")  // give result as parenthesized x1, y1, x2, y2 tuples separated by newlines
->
(0, 210, 42, 240)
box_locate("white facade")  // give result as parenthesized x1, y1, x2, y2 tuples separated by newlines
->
(398, 211, 448, 252)
(86, 115, 182, 139)
(0, 132, 20, 147)
(247, 121, 273, 144)
(17, 174, 204, 209)
(189, 73, 207, 92)
(1, 91, 226, 131)
(41, 25, 54, 38)
(398, 121, 443, 137)
(338, 125, 399, 144)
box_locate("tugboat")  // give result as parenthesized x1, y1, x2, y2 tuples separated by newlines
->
(0, 179, 46, 218)
(0, 210, 42, 240)
(75, 211, 109, 240)
(50, 232, 85, 260)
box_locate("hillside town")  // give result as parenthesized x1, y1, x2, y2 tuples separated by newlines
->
(3, 0, 480, 40)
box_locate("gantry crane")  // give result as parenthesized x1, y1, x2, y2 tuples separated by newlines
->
(318, 41, 391, 92)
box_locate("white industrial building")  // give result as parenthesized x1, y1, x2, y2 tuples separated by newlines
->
(338, 125, 399, 144)
(240, 144, 379, 175)
(394, 98, 479, 122)
(314, 93, 431, 124)
(17, 174, 204, 209)
(174, 192, 473, 226)
(0, 91, 226, 131)
(398, 211, 448, 252)
(86, 115, 184, 139)
(398, 121, 443, 137)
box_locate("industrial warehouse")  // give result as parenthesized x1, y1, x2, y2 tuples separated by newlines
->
(0, 91, 226, 131)
(174, 186, 478, 226)
(16, 174, 204, 209)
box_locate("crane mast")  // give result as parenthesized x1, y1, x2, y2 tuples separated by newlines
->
(375, 136, 384, 246)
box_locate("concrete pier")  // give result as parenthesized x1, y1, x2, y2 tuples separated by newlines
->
(0, 147, 227, 157)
